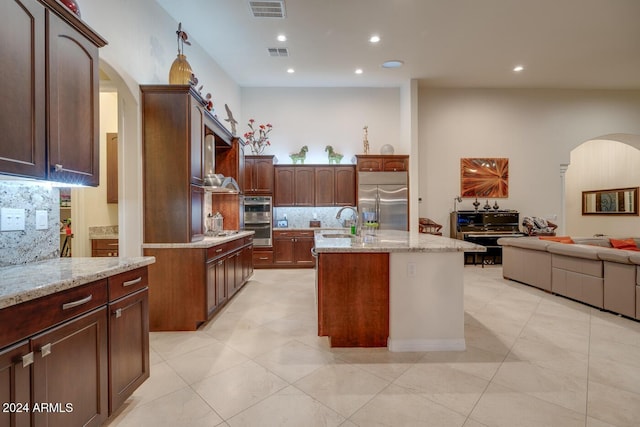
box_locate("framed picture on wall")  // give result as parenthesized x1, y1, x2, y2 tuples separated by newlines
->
(460, 158, 509, 198)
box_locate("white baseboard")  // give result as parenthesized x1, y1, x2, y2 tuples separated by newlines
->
(387, 338, 466, 352)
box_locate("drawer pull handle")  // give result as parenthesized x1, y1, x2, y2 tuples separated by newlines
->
(40, 343, 52, 358)
(259, 257, 269, 260)
(22, 352, 34, 367)
(62, 295, 93, 310)
(123, 277, 142, 287)
(216, 248, 223, 253)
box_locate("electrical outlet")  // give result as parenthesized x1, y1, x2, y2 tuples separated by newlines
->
(1, 208, 26, 231)
(407, 262, 416, 278)
(36, 210, 48, 230)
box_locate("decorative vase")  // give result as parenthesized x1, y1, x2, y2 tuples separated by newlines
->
(60, 0, 81, 17)
(169, 54, 193, 85)
(250, 144, 265, 155)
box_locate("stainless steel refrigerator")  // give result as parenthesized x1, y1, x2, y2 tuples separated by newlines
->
(358, 171, 408, 230)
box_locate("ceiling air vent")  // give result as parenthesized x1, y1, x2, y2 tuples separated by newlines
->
(268, 47, 289, 57)
(249, 1, 286, 18)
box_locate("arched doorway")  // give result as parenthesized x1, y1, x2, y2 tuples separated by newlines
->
(562, 133, 640, 236)
(70, 61, 144, 257)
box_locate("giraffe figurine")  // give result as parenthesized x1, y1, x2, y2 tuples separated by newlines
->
(363, 125, 370, 154)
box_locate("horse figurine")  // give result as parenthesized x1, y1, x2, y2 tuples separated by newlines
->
(289, 146, 308, 164)
(325, 145, 343, 164)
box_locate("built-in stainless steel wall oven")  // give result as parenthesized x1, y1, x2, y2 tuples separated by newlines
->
(243, 196, 272, 246)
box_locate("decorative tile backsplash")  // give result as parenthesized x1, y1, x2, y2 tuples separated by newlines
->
(273, 206, 352, 229)
(0, 181, 60, 267)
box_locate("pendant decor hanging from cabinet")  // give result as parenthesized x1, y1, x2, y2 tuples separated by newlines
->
(169, 23, 193, 84)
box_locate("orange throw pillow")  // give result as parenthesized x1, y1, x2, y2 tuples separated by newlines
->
(609, 238, 640, 251)
(539, 236, 574, 244)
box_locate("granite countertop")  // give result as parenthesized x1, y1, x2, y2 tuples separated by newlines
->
(314, 229, 487, 253)
(141, 230, 254, 249)
(0, 256, 156, 310)
(88, 225, 119, 240)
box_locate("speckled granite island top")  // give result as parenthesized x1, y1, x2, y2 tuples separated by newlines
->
(141, 231, 254, 249)
(314, 229, 487, 253)
(0, 257, 155, 310)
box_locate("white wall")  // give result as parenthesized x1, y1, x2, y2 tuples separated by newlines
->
(81, 0, 241, 115)
(75, 0, 242, 254)
(240, 87, 402, 164)
(418, 88, 640, 236)
(565, 139, 640, 236)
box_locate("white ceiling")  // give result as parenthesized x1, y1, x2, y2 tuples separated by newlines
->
(155, 0, 640, 89)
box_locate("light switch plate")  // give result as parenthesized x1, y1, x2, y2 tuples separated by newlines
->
(35, 210, 48, 230)
(1, 208, 26, 231)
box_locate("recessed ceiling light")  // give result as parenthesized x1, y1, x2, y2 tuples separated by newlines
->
(369, 35, 380, 43)
(355, 68, 363, 75)
(287, 68, 295, 73)
(513, 65, 524, 72)
(277, 34, 287, 42)
(382, 60, 404, 69)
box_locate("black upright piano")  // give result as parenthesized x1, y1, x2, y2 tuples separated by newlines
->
(450, 210, 525, 265)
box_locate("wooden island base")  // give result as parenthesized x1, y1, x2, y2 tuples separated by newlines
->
(317, 252, 389, 347)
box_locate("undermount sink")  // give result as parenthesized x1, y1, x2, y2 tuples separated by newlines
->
(322, 233, 354, 239)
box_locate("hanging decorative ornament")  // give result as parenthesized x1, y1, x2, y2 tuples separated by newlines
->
(169, 23, 193, 85)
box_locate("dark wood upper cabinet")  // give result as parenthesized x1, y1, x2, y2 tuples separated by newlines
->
(315, 167, 335, 206)
(0, 0, 46, 180)
(141, 85, 212, 243)
(244, 155, 274, 194)
(47, 12, 101, 186)
(356, 155, 409, 172)
(274, 166, 295, 206)
(315, 165, 356, 206)
(274, 166, 315, 207)
(0, 0, 106, 185)
(276, 165, 355, 207)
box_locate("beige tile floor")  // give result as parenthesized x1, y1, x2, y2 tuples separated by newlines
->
(105, 266, 640, 427)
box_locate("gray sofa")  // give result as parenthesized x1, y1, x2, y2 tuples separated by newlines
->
(498, 236, 640, 319)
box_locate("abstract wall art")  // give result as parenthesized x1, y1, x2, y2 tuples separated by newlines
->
(460, 158, 509, 198)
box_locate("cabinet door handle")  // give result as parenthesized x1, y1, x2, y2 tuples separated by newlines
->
(218, 260, 223, 265)
(236, 252, 241, 257)
(54, 164, 63, 172)
(113, 308, 123, 318)
(62, 294, 93, 310)
(21, 352, 34, 367)
(40, 343, 52, 358)
(123, 277, 142, 287)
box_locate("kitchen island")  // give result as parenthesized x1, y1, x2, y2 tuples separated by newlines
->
(314, 230, 485, 351)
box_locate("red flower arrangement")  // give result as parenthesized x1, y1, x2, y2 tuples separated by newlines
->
(244, 119, 273, 155)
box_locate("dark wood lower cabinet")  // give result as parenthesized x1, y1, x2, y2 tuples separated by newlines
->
(273, 230, 315, 267)
(31, 307, 108, 427)
(0, 265, 150, 426)
(108, 288, 149, 414)
(0, 341, 30, 427)
(145, 235, 254, 331)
